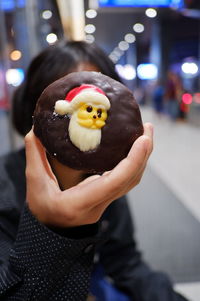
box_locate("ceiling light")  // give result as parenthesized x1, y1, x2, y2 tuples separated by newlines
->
(113, 47, 124, 56)
(145, 8, 157, 18)
(133, 23, 144, 33)
(86, 9, 97, 18)
(85, 34, 95, 43)
(124, 33, 136, 43)
(109, 53, 119, 63)
(118, 41, 129, 51)
(46, 33, 58, 44)
(85, 24, 96, 34)
(42, 10, 52, 20)
(10, 50, 22, 61)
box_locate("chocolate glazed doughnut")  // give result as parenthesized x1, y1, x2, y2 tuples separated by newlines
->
(33, 71, 143, 173)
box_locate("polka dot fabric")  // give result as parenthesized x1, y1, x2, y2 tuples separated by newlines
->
(0, 205, 99, 300)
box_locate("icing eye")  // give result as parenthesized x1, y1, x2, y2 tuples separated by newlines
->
(86, 105, 93, 112)
(97, 108, 102, 118)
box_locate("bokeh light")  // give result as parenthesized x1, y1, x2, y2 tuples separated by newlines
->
(109, 53, 119, 63)
(113, 47, 124, 56)
(6, 68, 24, 86)
(124, 33, 136, 43)
(85, 24, 96, 34)
(46, 33, 58, 44)
(86, 9, 97, 19)
(137, 63, 158, 80)
(116, 64, 136, 80)
(85, 34, 95, 43)
(193, 93, 200, 104)
(182, 93, 193, 105)
(145, 8, 157, 18)
(181, 62, 198, 75)
(133, 23, 144, 33)
(118, 41, 129, 51)
(10, 50, 22, 61)
(42, 10, 52, 20)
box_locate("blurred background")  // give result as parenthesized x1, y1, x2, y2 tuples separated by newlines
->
(0, 0, 200, 300)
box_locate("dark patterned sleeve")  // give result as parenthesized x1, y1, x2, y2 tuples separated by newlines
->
(0, 205, 99, 301)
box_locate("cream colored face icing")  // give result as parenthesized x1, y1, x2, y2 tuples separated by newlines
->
(54, 89, 110, 152)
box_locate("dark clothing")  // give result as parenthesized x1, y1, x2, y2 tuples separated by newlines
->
(152, 86, 164, 113)
(0, 149, 98, 300)
(0, 149, 187, 300)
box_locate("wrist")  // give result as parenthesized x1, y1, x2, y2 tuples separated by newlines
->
(49, 222, 99, 239)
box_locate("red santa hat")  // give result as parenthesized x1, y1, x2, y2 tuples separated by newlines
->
(54, 84, 110, 115)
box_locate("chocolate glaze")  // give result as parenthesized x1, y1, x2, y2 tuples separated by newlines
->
(33, 71, 143, 173)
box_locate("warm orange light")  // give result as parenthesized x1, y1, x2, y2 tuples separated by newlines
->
(10, 50, 22, 61)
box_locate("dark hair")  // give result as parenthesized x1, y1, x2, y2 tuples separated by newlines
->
(12, 40, 122, 136)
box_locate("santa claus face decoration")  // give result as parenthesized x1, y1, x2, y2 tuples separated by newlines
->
(54, 84, 111, 152)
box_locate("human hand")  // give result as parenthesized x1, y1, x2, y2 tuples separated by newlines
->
(25, 123, 153, 228)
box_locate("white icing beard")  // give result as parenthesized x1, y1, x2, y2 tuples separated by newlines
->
(68, 112, 101, 152)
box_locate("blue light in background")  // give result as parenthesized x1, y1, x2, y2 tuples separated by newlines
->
(0, 0, 25, 11)
(6, 68, 24, 87)
(99, 0, 183, 8)
(137, 64, 158, 80)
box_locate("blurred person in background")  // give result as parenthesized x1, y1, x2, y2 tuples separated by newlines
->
(0, 40, 187, 301)
(164, 71, 182, 120)
(152, 80, 164, 117)
(177, 81, 189, 122)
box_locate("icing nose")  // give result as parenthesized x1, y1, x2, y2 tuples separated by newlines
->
(93, 115, 97, 119)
